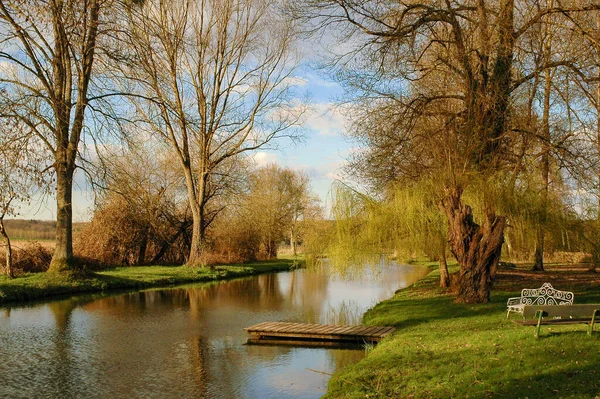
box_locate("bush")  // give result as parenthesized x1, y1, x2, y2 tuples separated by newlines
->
(74, 194, 190, 267)
(0, 242, 53, 274)
(203, 215, 264, 265)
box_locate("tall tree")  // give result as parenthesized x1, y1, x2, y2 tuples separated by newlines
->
(298, 0, 600, 302)
(0, 0, 110, 272)
(121, 0, 304, 266)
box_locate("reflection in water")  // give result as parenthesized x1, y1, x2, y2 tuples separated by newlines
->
(0, 263, 428, 398)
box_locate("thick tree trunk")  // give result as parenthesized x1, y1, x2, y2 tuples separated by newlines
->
(439, 250, 450, 288)
(49, 165, 75, 272)
(181, 160, 208, 267)
(187, 207, 205, 266)
(442, 188, 506, 303)
(0, 218, 13, 278)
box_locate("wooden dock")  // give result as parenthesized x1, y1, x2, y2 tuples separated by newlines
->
(244, 322, 396, 346)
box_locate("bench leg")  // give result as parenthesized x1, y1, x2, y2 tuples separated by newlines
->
(588, 310, 599, 336)
(535, 310, 543, 339)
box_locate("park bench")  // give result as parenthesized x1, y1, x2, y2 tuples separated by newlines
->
(506, 282, 574, 318)
(512, 304, 599, 338)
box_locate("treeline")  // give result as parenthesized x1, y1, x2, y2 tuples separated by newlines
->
(74, 156, 322, 267)
(3, 220, 56, 241)
(2, 220, 87, 241)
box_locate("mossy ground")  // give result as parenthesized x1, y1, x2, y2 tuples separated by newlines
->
(325, 264, 600, 399)
(0, 258, 302, 305)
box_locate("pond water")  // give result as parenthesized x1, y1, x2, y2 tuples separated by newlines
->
(0, 263, 429, 398)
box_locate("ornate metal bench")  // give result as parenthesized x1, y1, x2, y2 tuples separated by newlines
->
(506, 282, 574, 318)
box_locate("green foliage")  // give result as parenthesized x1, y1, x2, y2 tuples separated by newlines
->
(460, 172, 580, 260)
(317, 181, 447, 277)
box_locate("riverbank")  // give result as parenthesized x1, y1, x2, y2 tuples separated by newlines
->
(325, 264, 600, 398)
(0, 259, 301, 305)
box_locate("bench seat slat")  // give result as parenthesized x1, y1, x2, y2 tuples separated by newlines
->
(522, 304, 600, 319)
(515, 318, 594, 326)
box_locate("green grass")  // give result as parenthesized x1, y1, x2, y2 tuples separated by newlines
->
(325, 270, 600, 399)
(0, 259, 302, 305)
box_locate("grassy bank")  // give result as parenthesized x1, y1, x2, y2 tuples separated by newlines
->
(0, 259, 301, 305)
(326, 265, 600, 398)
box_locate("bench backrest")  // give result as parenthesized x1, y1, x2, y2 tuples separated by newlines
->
(522, 304, 600, 318)
(518, 282, 574, 306)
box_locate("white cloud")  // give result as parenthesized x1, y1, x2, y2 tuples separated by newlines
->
(304, 72, 339, 89)
(252, 151, 279, 167)
(304, 103, 349, 137)
(282, 76, 309, 87)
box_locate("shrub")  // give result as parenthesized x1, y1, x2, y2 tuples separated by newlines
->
(0, 242, 53, 274)
(74, 194, 190, 267)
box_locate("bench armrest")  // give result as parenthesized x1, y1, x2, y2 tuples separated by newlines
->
(507, 297, 523, 306)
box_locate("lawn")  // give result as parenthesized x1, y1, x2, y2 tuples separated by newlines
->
(0, 259, 302, 305)
(325, 264, 600, 398)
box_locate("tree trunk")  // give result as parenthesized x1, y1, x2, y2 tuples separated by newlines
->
(180, 158, 208, 267)
(534, 65, 552, 272)
(137, 228, 148, 265)
(594, 21, 600, 274)
(442, 188, 506, 303)
(290, 227, 296, 256)
(533, 228, 545, 271)
(0, 218, 13, 278)
(269, 240, 278, 259)
(439, 250, 450, 288)
(187, 207, 205, 266)
(49, 165, 75, 272)
(589, 246, 599, 273)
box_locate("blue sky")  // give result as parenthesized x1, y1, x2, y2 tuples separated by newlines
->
(15, 64, 354, 221)
(251, 66, 354, 213)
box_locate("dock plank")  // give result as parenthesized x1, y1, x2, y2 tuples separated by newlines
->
(244, 321, 396, 345)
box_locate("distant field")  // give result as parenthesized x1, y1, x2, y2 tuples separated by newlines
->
(3, 219, 86, 242)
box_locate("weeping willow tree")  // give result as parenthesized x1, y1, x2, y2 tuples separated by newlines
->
(324, 181, 451, 287)
(322, 167, 579, 292)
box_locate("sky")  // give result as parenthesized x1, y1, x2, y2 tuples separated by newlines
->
(14, 63, 356, 222)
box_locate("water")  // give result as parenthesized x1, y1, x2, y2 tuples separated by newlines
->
(0, 263, 429, 398)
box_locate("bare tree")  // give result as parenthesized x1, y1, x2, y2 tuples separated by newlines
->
(0, 0, 115, 272)
(120, 0, 304, 266)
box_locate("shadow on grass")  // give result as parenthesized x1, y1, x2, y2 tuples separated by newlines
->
(490, 361, 600, 399)
(365, 294, 506, 330)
